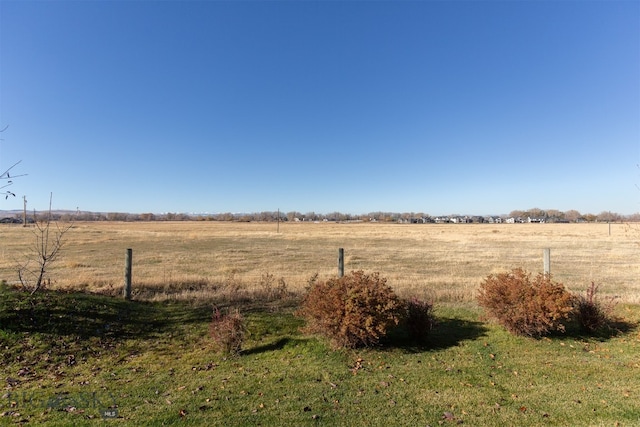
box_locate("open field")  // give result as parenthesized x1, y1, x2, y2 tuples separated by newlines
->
(1, 222, 639, 426)
(1, 221, 639, 302)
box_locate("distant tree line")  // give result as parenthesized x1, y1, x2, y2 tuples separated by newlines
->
(2, 208, 636, 224)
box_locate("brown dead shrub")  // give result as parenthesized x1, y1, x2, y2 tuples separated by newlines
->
(209, 307, 246, 355)
(297, 271, 402, 349)
(400, 297, 436, 343)
(573, 282, 618, 333)
(477, 268, 573, 337)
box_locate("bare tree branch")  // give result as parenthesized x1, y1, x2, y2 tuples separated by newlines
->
(1, 126, 26, 198)
(1, 160, 27, 180)
(17, 193, 74, 294)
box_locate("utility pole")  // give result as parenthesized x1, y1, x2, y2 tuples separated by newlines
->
(22, 196, 27, 227)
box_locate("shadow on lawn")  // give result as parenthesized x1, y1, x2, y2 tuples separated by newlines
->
(555, 317, 638, 341)
(0, 286, 211, 341)
(386, 316, 489, 353)
(242, 337, 312, 356)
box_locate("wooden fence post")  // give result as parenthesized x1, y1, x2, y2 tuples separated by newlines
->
(338, 248, 344, 278)
(124, 248, 132, 300)
(543, 248, 550, 276)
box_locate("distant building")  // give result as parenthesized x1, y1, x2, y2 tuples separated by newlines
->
(528, 217, 545, 223)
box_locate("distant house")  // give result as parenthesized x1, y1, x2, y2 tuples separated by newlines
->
(528, 217, 545, 223)
(411, 217, 425, 224)
(450, 216, 472, 224)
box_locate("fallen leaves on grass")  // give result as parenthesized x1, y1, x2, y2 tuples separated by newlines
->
(441, 411, 463, 423)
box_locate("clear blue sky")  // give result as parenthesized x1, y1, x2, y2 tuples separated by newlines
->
(1, 0, 638, 216)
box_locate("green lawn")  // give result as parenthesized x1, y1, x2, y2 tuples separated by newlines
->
(1, 285, 639, 426)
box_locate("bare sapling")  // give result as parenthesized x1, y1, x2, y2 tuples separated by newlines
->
(17, 193, 74, 294)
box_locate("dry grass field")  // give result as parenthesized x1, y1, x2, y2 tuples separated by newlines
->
(2, 221, 640, 426)
(1, 221, 638, 303)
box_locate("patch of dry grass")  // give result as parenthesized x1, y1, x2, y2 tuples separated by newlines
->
(1, 221, 638, 303)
